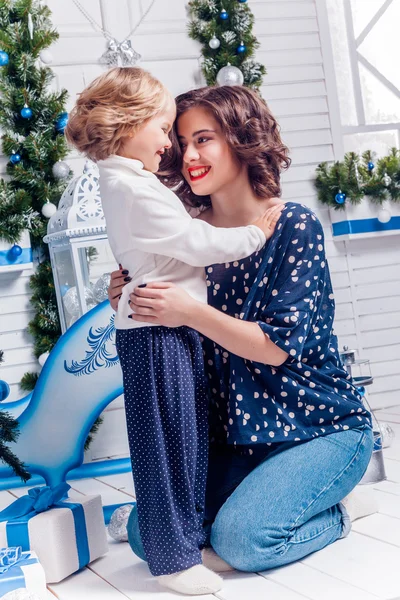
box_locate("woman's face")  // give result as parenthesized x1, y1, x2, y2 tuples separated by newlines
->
(177, 106, 244, 197)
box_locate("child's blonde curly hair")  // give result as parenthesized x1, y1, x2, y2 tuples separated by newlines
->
(65, 67, 173, 161)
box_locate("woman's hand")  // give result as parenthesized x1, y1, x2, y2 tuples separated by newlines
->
(129, 283, 198, 327)
(108, 265, 131, 311)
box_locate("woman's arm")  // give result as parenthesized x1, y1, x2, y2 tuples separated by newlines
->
(129, 283, 288, 367)
(188, 299, 289, 366)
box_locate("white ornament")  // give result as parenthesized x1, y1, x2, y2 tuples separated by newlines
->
(382, 173, 392, 187)
(216, 64, 244, 86)
(28, 13, 34, 39)
(52, 160, 70, 179)
(209, 36, 221, 49)
(377, 208, 391, 224)
(39, 49, 53, 64)
(42, 201, 57, 218)
(2, 590, 42, 600)
(38, 351, 50, 367)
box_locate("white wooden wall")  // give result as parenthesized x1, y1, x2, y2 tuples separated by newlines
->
(0, 0, 398, 462)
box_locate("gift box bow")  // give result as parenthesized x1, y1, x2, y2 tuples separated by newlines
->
(0, 546, 36, 575)
(0, 547, 40, 597)
(0, 482, 90, 569)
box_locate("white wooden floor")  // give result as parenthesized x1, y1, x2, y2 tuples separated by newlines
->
(2, 408, 400, 600)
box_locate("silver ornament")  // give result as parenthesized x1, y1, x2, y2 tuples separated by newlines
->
(377, 208, 391, 224)
(108, 503, 134, 542)
(100, 38, 141, 68)
(52, 160, 70, 179)
(41, 201, 57, 218)
(68, 314, 79, 328)
(382, 173, 392, 187)
(216, 64, 244, 86)
(39, 49, 53, 64)
(380, 422, 395, 448)
(63, 286, 94, 317)
(209, 36, 221, 49)
(93, 272, 111, 304)
(2, 590, 42, 600)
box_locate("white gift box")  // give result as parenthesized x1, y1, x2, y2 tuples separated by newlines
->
(0, 494, 108, 583)
(0, 549, 46, 599)
(330, 199, 400, 240)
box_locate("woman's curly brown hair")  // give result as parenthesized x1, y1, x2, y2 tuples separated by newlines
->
(158, 85, 291, 208)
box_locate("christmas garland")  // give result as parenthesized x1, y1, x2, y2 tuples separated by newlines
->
(0, 0, 71, 386)
(188, 0, 266, 89)
(315, 148, 400, 210)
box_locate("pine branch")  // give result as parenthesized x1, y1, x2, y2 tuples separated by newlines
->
(314, 150, 400, 208)
(188, 0, 266, 89)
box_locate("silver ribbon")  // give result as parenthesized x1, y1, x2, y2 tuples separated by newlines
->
(100, 38, 141, 68)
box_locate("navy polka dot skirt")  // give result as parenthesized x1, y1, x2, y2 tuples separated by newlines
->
(116, 326, 209, 576)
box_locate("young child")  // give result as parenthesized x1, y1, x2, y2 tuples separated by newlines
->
(66, 67, 282, 595)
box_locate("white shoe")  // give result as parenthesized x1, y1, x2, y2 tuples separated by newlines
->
(157, 564, 223, 595)
(201, 547, 235, 572)
(341, 487, 379, 522)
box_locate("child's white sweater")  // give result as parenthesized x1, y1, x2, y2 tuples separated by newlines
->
(97, 154, 266, 329)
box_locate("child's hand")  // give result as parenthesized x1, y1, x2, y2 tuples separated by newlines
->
(253, 204, 284, 240)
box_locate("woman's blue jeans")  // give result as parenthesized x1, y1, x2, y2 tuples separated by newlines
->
(127, 426, 373, 572)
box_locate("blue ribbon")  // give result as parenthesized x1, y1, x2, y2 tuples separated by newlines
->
(333, 216, 400, 237)
(0, 248, 32, 266)
(0, 483, 90, 571)
(0, 549, 38, 596)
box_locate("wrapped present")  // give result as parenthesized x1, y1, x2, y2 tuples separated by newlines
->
(0, 483, 108, 583)
(0, 546, 46, 598)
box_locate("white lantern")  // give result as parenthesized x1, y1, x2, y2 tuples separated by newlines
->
(44, 161, 117, 333)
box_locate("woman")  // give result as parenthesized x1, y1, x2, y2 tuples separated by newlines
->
(108, 85, 374, 573)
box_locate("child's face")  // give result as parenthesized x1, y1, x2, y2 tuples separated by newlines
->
(177, 106, 244, 198)
(119, 101, 176, 172)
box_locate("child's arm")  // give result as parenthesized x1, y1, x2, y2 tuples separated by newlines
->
(117, 181, 281, 267)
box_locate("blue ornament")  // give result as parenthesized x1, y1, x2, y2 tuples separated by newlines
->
(237, 42, 246, 53)
(335, 191, 346, 205)
(10, 152, 21, 164)
(21, 105, 32, 119)
(0, 50, 9, 66)
(60, 284, 70, 296)
(8, 244, 23, 260)
(55, 111, 69, 134)
(0, 380, 10, 402)
(368, 161, 375, 171)
(220, 8, 229, 20)
(238, 0, 248, 2)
